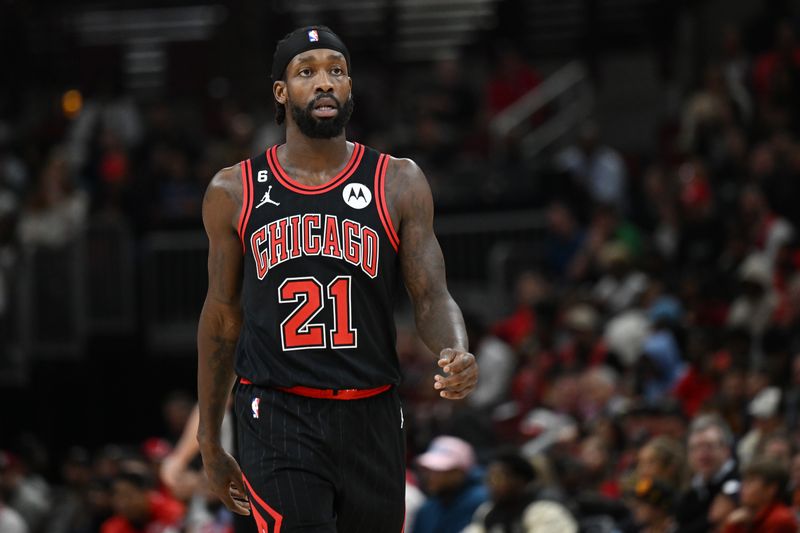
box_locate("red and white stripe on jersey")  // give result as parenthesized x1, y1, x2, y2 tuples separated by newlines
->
(374, 154, 399, 252)
(237, 159, 255, 254)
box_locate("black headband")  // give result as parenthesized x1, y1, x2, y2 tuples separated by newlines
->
(271, 26, 351, 82)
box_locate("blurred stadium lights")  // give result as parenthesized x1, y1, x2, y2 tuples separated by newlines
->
(288, 0, 500, 61)
(70, 5, 227, 91)
(71, 6, 227, 44)
(61, 89, 83, 119)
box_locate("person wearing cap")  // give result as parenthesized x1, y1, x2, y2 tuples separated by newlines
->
(465, 450, 577, 533)
(197, 24, 478, 533)
(412, 437, 488, 533)
(629, 477, 678, 533)
(722, 458, 797, 533)
(708, 479, 740, 532)
(675, 414, 739, 533)
(737, 386, 784, 467)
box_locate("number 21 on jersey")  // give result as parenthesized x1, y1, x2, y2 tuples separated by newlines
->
(278, 276, 357, 351)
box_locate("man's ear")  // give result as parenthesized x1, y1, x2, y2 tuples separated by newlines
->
(274, 81, 287, 105)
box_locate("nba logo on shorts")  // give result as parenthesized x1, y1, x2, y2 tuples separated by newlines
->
(251, 397, 260, 419)
(308, 29, 319, 42)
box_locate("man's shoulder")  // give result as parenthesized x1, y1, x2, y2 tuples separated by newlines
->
(383, 155, 425, 184)
(208, 162, 243, 191)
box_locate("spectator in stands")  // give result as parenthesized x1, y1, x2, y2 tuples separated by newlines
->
(0, 453, 27, 533)
(708, 479, 741, 532)
(417, 56, 479, 152)
(673, 329, 719, 417)
(783, 353, 800, 431)
(151, 143, 204, 227)
(555, 121, 627, 212)
(161, 391, 195, 445)
(738, 185, 794, 266)
(679, 65, 737, 156)
(577, 366, 625, 421)
(101, 466, 184, 533)
(542, 201, 585, 279)
(404, 473, 426, 533)
(46, 447, 94, 533)
(727, 253, 780, 341)
(412, 436, 488, 533)
(492, 270, 550, 348)
(141, 438, 173, 499)
(0, 450, 50, 533)
(752, 20, 800, 134)
(628, 477, 678, 533)
(675, 414, 738, 533)
(722, 458, 797, 532)
(464, 312, 516, 412)
(484, 44, 542, 118)
(465, 450, 577, 533)
(556, 303, 608, 373)
(16, 147, 88, 248)
(789, 451, 800, 515)
(676, 159, 726, 270)
(737, 387, 784, 467)
(635, 436, 687, 491)
(759, 432, 793, 468)
(182, 482, 233, 533)
(592, 242, 647, 314)
(0, 494, 27, 533)
(639, 320, 685, 405)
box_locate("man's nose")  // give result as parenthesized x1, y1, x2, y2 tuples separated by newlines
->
(315, 71, 334, 92)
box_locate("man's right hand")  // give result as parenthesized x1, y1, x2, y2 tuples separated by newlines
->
(201, 446, 251, 516)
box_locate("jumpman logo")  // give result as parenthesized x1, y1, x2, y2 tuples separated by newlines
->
(255, 186, 280, 208)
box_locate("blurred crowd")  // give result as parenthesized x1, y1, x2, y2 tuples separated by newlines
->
(4, 6, 800, 533)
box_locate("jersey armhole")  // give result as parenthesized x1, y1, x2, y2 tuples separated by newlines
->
(374, 154, 400, 252)
(236, 159, 254, 255)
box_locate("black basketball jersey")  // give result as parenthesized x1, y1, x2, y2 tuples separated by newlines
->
(234, 142, 401, 389)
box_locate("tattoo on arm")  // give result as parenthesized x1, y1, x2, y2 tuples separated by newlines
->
(197, 165, 244, 447)
(395, 159, 468, 354)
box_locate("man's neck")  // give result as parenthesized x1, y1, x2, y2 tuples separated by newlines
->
(281, 125, 349, 182)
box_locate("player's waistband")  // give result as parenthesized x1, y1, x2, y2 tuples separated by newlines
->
(238, 377, 391, 400)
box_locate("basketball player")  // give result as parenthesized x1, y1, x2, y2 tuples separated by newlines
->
(197, 26, 478, 532)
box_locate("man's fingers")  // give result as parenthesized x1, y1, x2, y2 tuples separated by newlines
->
(440, 388, 471, 400)
(445, 353, 474, 373)
(224, 481, 251, 515)
(437, 364, 478, 387)
(227, 496, 252, 516)
(438, 348, 456, 367)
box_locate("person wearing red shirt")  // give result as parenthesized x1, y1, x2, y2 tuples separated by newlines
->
(101, 468, 185, 533)
(722, 458, 797, 533)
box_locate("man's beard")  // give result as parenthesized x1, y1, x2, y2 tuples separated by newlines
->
(290, 94, 354, 139)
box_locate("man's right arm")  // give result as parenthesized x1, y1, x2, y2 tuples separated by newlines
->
(196, 164, 250, 515)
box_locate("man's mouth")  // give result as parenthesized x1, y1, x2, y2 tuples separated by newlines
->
(312, 97, 339, 118)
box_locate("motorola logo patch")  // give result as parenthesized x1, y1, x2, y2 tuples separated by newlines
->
(343, 183, 372, 209)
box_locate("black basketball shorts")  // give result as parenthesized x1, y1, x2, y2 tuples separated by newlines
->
(234, 382, 406, 533)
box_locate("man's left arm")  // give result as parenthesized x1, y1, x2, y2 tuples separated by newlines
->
(388, 157, 478, 400)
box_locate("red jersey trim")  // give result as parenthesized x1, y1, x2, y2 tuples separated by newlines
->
(238, 377, 391, 400)
(266, 143, 364, 195)
(236, 160, 254, 255)
(374, 154, 399, 251)
(242, 474, 283, 532)
(276, 383, 391, 400)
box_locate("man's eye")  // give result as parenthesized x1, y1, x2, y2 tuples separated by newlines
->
(299, 69, 311, 76)
(332, 67, 343, 75)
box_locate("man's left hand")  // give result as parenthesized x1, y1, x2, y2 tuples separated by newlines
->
(434, 348, 478, 400)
